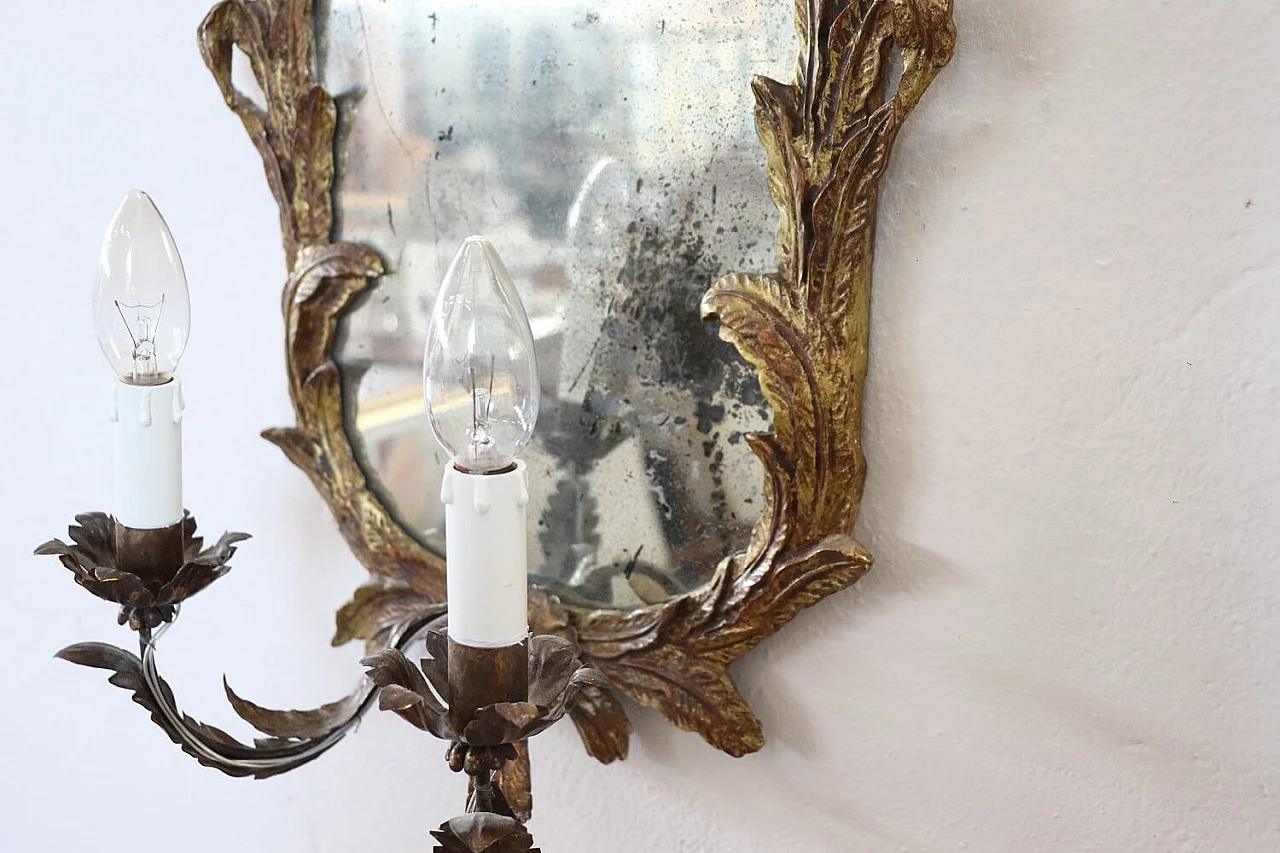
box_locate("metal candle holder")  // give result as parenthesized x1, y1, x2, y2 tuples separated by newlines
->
(37, 512, 599, 850)
(365, 632, 610, 850)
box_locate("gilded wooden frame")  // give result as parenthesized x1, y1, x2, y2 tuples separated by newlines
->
(198, 0, 955, 760)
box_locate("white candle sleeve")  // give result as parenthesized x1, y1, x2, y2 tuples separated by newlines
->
(110, 378, 184, 529)
(441, 460, 530, 647)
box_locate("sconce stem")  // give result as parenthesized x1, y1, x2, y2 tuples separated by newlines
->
(469, 767, 496, 814)
(137, 622, 153, 659)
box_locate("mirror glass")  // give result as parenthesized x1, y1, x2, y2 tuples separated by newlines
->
(323, 1, 794, 609)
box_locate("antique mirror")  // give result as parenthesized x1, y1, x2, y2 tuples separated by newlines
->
(327, 2, 786, 611)
(195, 0, 955, 759)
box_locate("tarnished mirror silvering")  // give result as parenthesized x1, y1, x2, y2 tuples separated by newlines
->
(325, 2, 792, 608)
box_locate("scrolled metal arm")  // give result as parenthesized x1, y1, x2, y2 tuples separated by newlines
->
(37, 511, 450, 778)
(56, 606, 445, 779)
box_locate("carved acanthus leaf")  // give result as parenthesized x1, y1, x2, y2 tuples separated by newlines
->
(566, 0, 953, 752)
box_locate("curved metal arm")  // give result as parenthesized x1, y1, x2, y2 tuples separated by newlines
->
(57, 605, 446, 779)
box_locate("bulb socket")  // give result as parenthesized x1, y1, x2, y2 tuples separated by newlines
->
(121, 372, 174, 387)
(452, 460, 519, 476)
(446, 635, 530, 734)
(113, 519, 185, 590)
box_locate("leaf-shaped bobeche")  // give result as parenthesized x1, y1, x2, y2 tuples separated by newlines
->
(35, 512, 248, 631)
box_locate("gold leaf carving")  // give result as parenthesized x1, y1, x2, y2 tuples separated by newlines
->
(570, 0, 954, 753)
(200, 0, 447, 614)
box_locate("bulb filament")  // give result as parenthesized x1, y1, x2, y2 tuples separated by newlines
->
(469, 355, 497, 462)
(115, 295, 166, 380)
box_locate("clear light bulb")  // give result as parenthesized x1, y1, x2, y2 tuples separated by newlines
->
(93, 191, 191, 385)
(423, 236, 539, 473)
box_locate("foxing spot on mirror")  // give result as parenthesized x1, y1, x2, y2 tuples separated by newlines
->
(324, 1, 797, 610)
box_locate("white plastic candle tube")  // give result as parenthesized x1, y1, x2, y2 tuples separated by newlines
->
(111, 378, 184, 528)
(441, 461, 530, 647)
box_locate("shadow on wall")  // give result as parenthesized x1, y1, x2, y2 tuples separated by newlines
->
(879, 0, 1062, 221)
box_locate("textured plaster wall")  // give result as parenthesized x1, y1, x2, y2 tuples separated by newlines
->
(1, 1, 1277, 851)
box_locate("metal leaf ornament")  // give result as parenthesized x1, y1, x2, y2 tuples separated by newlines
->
(362, 633, 612, 745)
(431, 814, 539, 853)
(35, 512, 248, 630)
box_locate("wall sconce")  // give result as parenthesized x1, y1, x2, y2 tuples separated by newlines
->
(36, 0, 956, 849)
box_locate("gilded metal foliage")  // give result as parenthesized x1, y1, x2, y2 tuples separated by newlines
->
(580, 0, 958, 755)
(198, 0, 955, 760)
(200, 0, 441, 609)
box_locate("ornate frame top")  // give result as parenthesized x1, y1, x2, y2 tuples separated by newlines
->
(198, 0, 955, 759)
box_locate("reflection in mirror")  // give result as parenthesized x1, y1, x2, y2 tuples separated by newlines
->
(325, 1, 793, 609)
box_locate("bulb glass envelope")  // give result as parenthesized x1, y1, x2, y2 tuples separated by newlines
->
(423, 236, 540, 474)
(94, 191, 191, 384)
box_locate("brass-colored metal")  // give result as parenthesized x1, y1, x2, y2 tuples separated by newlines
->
(113, 519, 185, 589)
(198, 0, 956, 759)
(35, 511, 432, 778)
(447, 638, 530, 735)
(362, 631, 607, 752)
(454, 461, 519, 477)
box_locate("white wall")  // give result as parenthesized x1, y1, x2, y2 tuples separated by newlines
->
(2, 1, 1277, 851)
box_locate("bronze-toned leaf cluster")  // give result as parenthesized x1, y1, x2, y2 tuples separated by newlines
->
(52, 606, 448, 779)
(35, 512, 248, 631)
(55, 641, 306, 779)
(363, 630, 607, 824)
(362, 632, 611, 748)
(431, 814, 539, 853)
(197, 0, 956, 759)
